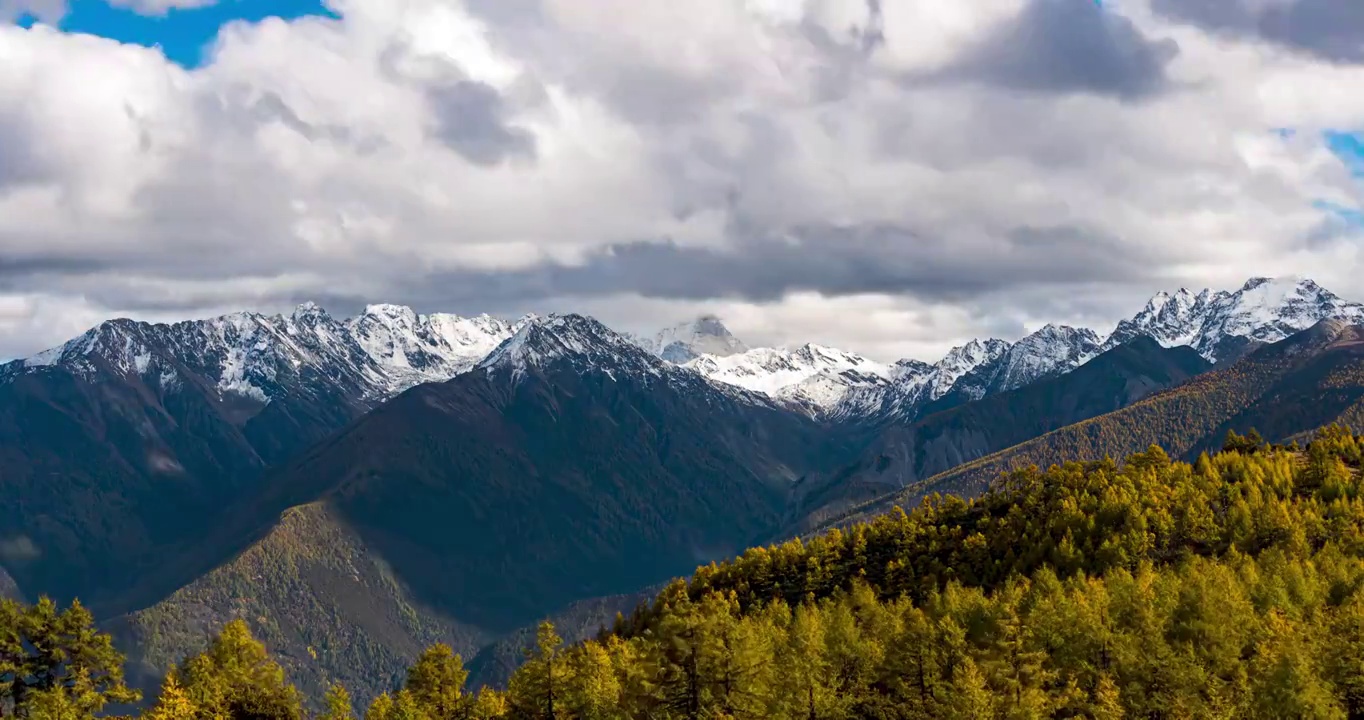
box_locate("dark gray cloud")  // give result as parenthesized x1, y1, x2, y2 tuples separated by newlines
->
(548, 224, 1156, 301)
(427, 80, 537, 166)
(0, 217, 1171, 324)
(374, 32, 542, 162)
(288, 222, 1166, 317)
(924, 0, 1179, 99)
(1152, 0, 1364, 63)
(0, 255, 108, 283)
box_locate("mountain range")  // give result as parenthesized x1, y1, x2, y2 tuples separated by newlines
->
(4, 275, 1364, 704)
(787, 336, 1214, 532)
(671, 275, 1364, 421)
(6, 275, 1353, 429)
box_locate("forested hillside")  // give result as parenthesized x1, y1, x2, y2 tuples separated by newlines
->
(12, 424, 1364, 718)
(109, 503, 491, 708)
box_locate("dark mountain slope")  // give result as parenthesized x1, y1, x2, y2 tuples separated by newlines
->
(790, 337, 1210, 529)
(837, 319, 1364, 525)
(0, 350, 267, 606)
(118, 315, 860, 703)
(0, 314, 383, 609)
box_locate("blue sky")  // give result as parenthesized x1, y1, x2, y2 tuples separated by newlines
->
(1315, 200, 1364, 227)
(1321, 130, 1364, 226)
(15, 0, 338, 68)
(1327, 130, 1364, 179)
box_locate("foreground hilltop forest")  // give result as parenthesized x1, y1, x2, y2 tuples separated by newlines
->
(10, 425, 1364, 719)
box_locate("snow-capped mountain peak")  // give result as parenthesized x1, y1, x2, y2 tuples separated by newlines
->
(1141, 288, 1198, 318)
(858, 275, 1364, 419)
(922, 337, 1012, 399)
(1017, 323, 1101, 352)
(1145, 290, 1172, 313)
(1190, 276, 1363, 359)
(985, 324, 1102, 394)
(23, 318, 158, 376)
(1106, 275, 1364, 361)
(680, 342, 895, 418)
(1240, 276, 1279, 292)
(684, 344, 889, 395)
(677, 330, 1025, 420)
(361, 303, 417, 322)
(1107, 287, 1213, 350)
(290, 301, 332, 324)
(479, 313, 666, 382)
(346, 305, 524, 387)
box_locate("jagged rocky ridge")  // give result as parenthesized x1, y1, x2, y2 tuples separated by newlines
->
(789, 336, 1214, 532)
(1104, 276, 1364, 361)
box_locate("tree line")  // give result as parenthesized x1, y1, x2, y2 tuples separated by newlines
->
(8, 425, 1364, 718)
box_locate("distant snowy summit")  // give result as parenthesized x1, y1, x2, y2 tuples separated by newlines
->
(628, 315, 749, 363)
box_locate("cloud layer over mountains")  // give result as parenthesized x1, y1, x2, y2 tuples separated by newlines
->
(2, 0, 1364, 361)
